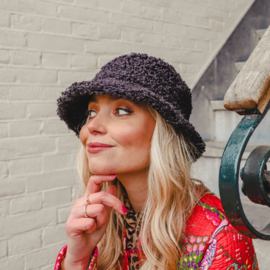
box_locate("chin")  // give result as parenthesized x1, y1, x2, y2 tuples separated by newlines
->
(88, 163, 116, 175)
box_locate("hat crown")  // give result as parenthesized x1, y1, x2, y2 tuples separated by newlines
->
(93, 53, 192, 120)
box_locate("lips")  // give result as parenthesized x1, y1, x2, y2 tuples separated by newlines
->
(87, 142, 113, 153)
(88, 142, 113, 148)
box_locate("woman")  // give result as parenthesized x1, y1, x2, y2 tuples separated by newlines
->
(54, 53, 258, 270)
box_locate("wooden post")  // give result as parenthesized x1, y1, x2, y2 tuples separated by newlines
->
(224, 26, 270, 114)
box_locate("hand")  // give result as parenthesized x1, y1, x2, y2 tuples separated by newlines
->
(63, 174, 128, 270)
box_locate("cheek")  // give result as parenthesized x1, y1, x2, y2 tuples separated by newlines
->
(114, 119, 154, 151)
(79, 125, 88, 146)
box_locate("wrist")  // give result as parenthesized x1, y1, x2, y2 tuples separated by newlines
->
(63, 250, 93, 270)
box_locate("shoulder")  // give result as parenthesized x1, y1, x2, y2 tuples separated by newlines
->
(183, 194, 258, 270)
(186, 193, 226, 236)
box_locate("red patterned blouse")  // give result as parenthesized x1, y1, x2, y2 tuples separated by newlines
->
(54, 193, 259, 270)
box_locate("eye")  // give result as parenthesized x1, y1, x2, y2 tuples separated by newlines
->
(87, 110, 97, 120)
(116, 108, 133, 116)
(88, 108, 133, 119)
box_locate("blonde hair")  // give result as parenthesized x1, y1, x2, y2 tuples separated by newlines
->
(76, 105, 206, 270)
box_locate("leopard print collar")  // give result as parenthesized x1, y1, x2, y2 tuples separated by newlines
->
(123, 192, 144, 270)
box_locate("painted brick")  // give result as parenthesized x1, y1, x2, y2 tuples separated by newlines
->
(98, 54, 120, 68)
(9, 86, 43, 100)
(42, 52, 70, 68)
(98, 25, 121, 40)
(42, 224, 66, 246)
(32, 86, 63, 101)
(17, 68, 57, 84)
(10, 50, 41, 66)
(121, 29, 144, 43)
(56, 0, 74, 2)
(163, 35, 196, 49)
(15, 0, 58, 17)
(210, 19, 224, 31)
(111, 12, 153, 31)
(98, 0, 122, 11)
(162, 8, 180, 23)
(75, 0, 98, 8)
(0, 12, 9, 27)
(121, 1, 141, 15)
(162, 23, 188, 37)
(57, 206, 72, 224)
(1, 0, 57, 16)
(44, 153, 75, 172)
(143, 33, 163, 46)
(0, 68, 16, 83)
(195, 40, 210, 51)
(0, 86, 9, 100)
(41, 264, 56, 270)
(43, 187, 71, 208)
(85, 40, 133, 54)
(8, 156, 42, 176)
(59, 5, 110, 24)
(25, 243, 63, 269)
(10, 194, 42, 214)
(28, 33, 84, 53)
(26, 102, 57, 119)
(58, 70, 94, 84)
(0, 256, 25, 269)
(0, 208, 56, 238)
(0, 161, 8, 178)
(0, 177, 25, 197)
(71, 54, 97, 69)
(9, 230, 41, 255)
(57, 135, 82, 153)
(170, 1, 206, 15)
(0, 123, 7, 138)
(188, 26, 217, 41)
(203, 7, 228, 20)
(42, 18, 71, 35)
(210, 0, 225, 10)
(0, 200, 9, 217)
(72, 22, 98, 39)
(0, 49, 9, 64)
(179, 63, 197, 76)
(152, 20, 164, 33)
(41, 119, 70, 135)
(195, 15, 210, 28)
(26, 169, 77, 192)
(0, 101, 25, 120)
(141, 5, 161, 19)
(11, 14, 42, 31)
(0, 241, 7, 258)
(0, 137, 56, 160)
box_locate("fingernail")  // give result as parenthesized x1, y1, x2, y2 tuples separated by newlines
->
(121, 205, 128, 214)
(110, 174, 116, 177)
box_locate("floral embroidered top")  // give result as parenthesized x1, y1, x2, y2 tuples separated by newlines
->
(54, 193, 259, 270)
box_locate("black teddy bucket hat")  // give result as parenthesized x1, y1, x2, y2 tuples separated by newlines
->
(56, 52, 205, 162)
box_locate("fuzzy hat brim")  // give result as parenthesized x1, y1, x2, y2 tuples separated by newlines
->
(57, 78, 205, 162)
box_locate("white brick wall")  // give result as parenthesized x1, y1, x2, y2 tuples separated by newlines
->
(0, 0, 256, 268)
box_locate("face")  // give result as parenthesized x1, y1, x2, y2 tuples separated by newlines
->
(79, 94, 156, 176)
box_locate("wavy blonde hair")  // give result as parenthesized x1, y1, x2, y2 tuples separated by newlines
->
(76, 105, 206, 270)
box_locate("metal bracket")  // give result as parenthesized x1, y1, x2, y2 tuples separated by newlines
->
(219, 101, 270, 240)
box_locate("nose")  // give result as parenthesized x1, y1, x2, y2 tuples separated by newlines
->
(86, 109, 108, 135)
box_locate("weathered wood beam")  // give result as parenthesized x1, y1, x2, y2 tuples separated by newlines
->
(224, 26, 270, 114)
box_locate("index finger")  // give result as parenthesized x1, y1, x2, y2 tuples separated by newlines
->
(84, 174, 116, 196)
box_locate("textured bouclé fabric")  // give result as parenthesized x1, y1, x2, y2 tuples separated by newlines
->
(56, 52, 205, 161)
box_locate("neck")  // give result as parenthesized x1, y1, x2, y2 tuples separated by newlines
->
(117, 169, 149, 213)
